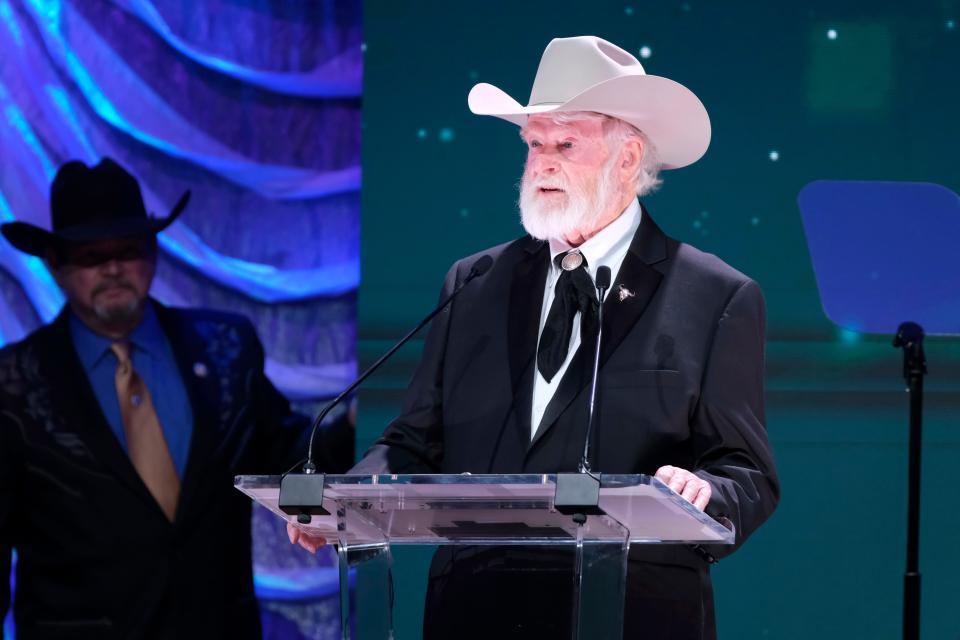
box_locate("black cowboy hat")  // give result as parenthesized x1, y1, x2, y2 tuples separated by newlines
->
(0, 157, 190, 257)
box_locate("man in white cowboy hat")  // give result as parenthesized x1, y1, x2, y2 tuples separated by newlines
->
(292, 35, 779, 639)
(0, 158, 352, 639)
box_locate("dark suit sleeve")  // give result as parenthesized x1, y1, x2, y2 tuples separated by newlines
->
(0, 408, 22, 618)
(691, 279, 780, 558)
(351, 263, 461, 474)
(244, 321, 354, 475)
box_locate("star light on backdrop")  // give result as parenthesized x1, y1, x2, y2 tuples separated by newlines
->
(691, 210, 710, 238)
(837, 327, 861, 344)
(639, 45, 652, 59)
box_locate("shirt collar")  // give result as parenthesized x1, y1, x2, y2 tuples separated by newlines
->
(128, 302, 165, 360)
(547, 198, 642, 275)
(69, 301, 164, 369)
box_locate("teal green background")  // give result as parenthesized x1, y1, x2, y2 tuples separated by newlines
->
(359, 1, 960, 638)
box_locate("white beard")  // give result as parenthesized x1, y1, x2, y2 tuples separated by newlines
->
(518, 155, 619, 242)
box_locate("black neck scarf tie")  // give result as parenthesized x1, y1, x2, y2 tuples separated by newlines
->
(536, 250, 598, 383)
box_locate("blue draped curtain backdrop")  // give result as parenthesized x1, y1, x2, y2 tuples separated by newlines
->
(0, 1, 360, 637)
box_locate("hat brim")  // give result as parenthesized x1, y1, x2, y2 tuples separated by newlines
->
(0, 190, 190, 257)
(468, 75, 711, 170)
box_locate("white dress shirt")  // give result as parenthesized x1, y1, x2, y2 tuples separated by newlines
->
(530, 199, 642, 439)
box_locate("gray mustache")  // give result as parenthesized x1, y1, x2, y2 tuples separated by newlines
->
(92, 281, 136, 296)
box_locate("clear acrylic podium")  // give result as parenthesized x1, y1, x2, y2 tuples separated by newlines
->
(236, 473, 733, 640)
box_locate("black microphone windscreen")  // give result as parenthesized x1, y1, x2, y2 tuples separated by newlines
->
(596, 266, 612, 289)
(469, 255, 494, 278)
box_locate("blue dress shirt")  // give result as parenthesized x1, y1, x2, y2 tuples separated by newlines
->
(69, 304, 194, 478)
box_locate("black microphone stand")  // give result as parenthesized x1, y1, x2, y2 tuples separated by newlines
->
(554, 266, 611, 640)
(554, 266, 611, 518)
(893, 322, 926, 640)
(279, 256, 494, 523)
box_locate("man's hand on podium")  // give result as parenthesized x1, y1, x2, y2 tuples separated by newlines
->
(655, 465, 711, 511)
(287, 522, 327, 554)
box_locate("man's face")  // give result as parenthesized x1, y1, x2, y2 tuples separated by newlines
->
(50, 236, 157, 332)
(518, 115, 618, 242)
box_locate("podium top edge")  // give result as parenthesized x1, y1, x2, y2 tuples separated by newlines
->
(235, 473, 657, 488)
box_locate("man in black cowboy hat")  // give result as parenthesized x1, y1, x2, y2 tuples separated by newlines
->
(2, 159, 191, 344)
(0, 158, 351, 639)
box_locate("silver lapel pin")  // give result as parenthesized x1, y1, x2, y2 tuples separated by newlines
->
(617, 284, 636, 302)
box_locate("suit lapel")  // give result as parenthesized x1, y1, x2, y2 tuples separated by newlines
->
(528, 205, 669, 450)
(506, 237, 549, 443)
(38, 311, 158, 506)
(599, 208, 667, 367)
(154, 303, 221, 522)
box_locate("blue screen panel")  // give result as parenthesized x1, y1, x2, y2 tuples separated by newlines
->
(798, 180, 960, 336)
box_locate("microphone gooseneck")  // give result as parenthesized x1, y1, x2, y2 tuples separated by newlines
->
(301, 255, 494, 474)
(580, 265, 611, 473)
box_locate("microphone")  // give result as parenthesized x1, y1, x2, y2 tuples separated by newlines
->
(280, 255, 494, 521)
(554, 265, 611, 518)
(580, 266, 611, 473)
(304, 254, 492, 473)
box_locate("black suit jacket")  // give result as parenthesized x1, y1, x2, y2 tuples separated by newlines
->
(0, 302, 350, 639)
(355, 208, 779, 639)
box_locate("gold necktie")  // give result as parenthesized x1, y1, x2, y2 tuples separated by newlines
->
(111, 341, 180, 521)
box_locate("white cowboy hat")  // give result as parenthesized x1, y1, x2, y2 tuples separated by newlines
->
(468, 36, 711, 170)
